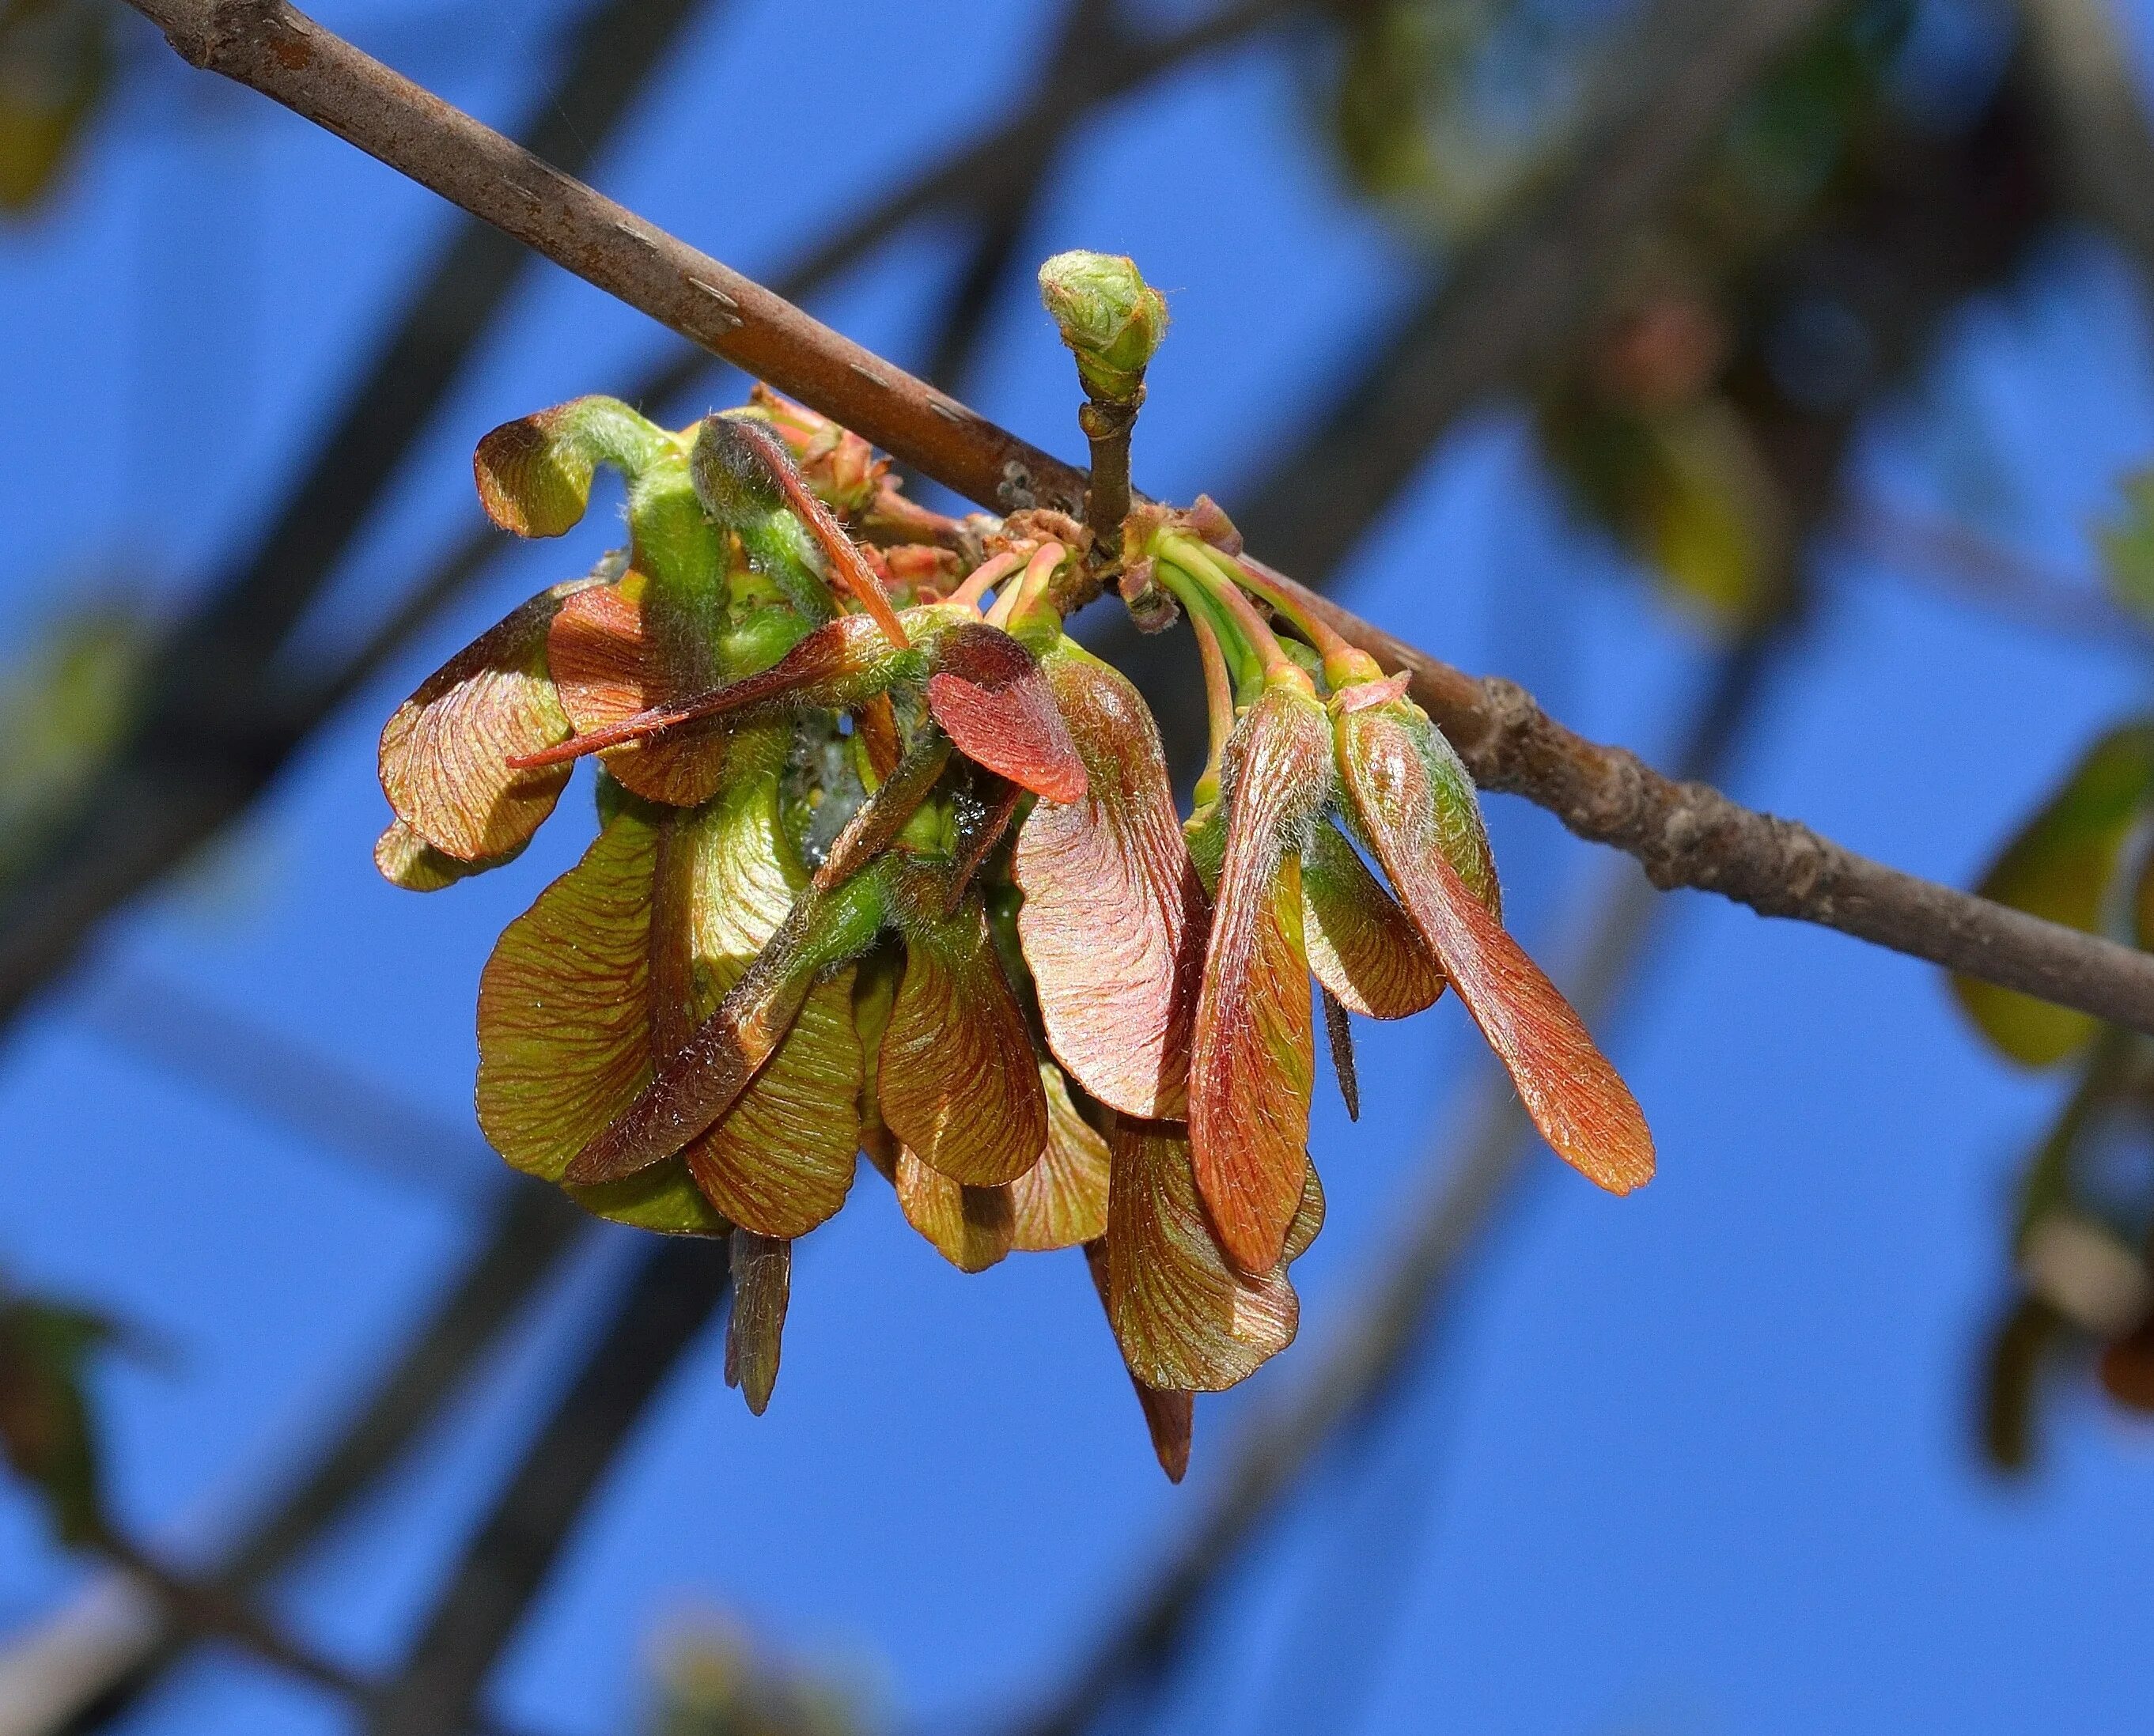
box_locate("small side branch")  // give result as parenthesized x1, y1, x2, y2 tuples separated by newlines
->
(81, 1523, 530, 1735)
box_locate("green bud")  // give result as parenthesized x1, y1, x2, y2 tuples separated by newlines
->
(1037, 250, 1168, 400)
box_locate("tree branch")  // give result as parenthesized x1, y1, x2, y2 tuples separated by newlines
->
(1847, 495, 2150, 648)
(365, 1238, 732, 1736)
(115, 0, 2154, 1036)
(61, 1522, 534, 1736)
(85, 1529, 377, 1713)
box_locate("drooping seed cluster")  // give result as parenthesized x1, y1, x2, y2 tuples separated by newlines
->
(377, 388, 1650, 1477)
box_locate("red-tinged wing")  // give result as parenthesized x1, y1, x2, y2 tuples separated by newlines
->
(565, 868, 887, 1186)
(1015, 646, 1205, 1119)
(513, 613, 898, 770)
(477, 811, 663, 1178)
(1105, 1118, 1299, 1393)
(678, 758, 865, 1239)
(1342, 707, 1652, 1195)
(1083, 1239, 1193, 1483)
(878, 887, 1049, 1186)
(471, 397, 668, 538)
(895, 1150, 1016, 1273)
(378, 579, 591, 864)
(1300, 819, 1444, 1019)
(1187, 688, 1330, 1274)
(373, 819, 502, 892)
(547, 583, 727, 805)
(1009, 1061, 1113, 1252)
(925, 622, 1088, 804)
(472, 811, 727, 1236)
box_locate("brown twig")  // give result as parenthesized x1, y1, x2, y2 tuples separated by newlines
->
(115, 0, 2154, 1038)
(87, 1528, 373, 1708)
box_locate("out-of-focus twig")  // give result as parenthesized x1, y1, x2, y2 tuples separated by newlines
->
(70, 964, 498, 1203)
(70, 1522, 536, 1735)
(0, 1188, 585, 1736)
(1845, 495, 2153, 647)
(1228, 0, 1846, 581)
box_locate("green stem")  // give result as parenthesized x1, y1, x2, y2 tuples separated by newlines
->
(1187, 605, 1236, 809)
(1167, 535, 1367, 681)
(1156, 537, 1307, 691)
(989, 540, 1069, 634)
(1150, 553, 1262, 705)
(947, 547, 1027, 612)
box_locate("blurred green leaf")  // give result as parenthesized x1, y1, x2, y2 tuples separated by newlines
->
(0, 601, 152, 878)
(0, 1287, 121, 1545)
(2099, 471, 2154, 625)
(1637, 400, 1786, 624)
(1544, 389, 1787, 630)
(2003, 1031, 2137, 1257)
(1327, 0, 1581, 240)
(1951, 723, 2154, 1068)
(0, 0, 108, 215)
(1702, 0, 1912, 236)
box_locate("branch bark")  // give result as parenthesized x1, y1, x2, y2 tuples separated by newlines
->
(114, 0, 2154, 1037)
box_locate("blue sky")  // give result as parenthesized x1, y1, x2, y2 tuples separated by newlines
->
(4, 1, 2154, 1731)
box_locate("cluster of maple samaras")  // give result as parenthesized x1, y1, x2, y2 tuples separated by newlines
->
(374, 388, 1652, 1476)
